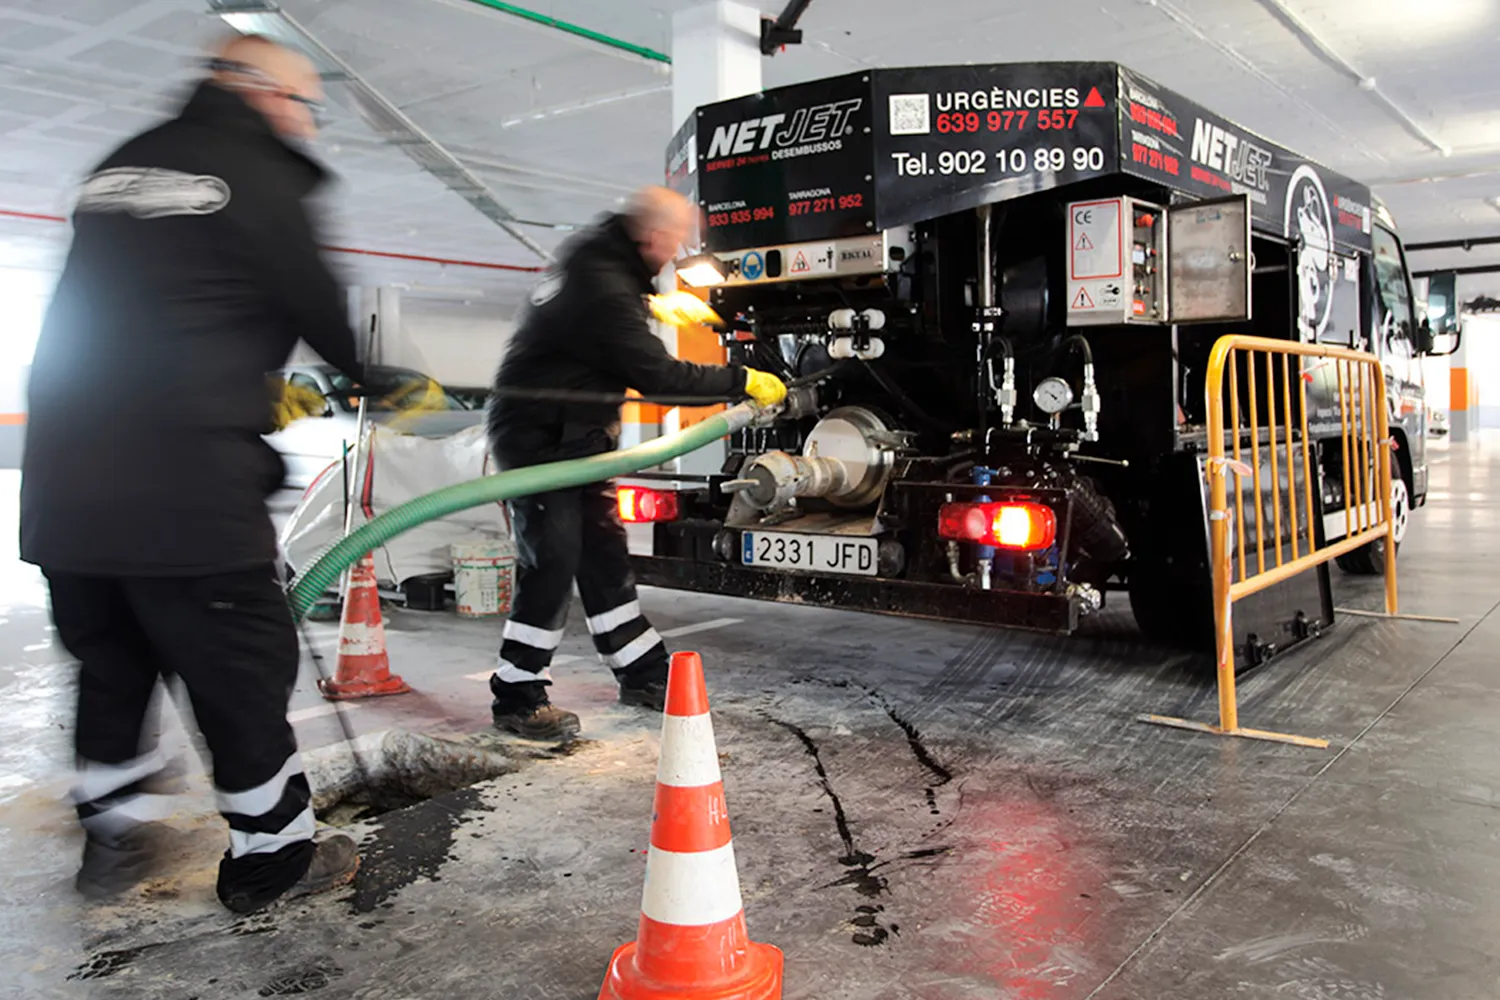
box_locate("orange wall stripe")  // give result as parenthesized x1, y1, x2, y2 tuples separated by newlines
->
(1451, 368, 1470, 412)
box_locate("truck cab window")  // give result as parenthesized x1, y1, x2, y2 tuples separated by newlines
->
(1373, 226, 1415, 361)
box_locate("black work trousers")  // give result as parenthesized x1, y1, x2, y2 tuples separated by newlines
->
(494, 482, 667, 705)
(46, 567, 316, 911)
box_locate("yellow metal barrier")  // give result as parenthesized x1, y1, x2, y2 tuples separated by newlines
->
(1141, 335, 1398, 749)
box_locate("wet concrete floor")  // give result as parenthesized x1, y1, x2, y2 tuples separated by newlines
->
(2, 435, 1498, 999)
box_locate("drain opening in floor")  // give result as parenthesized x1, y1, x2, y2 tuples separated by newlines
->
(310, 729, 517, 825)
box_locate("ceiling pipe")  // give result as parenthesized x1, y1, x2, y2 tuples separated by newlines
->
(1414, 264, 1500, 278)
(1250, 0, 1451, 156)
(0, 208, 545, 273)
(1405, 236, 1500, 253)
(1140, 0, 1386, 164)
(450, 0, 670, 64)
(761, 0, 814, 55)
(209, 0, 553, 262)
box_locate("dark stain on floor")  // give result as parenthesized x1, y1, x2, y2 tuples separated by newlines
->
(258, 956, 345, 996)
(68, 942, 165, 981)
(347, 785, 490, 914)
(854, 682, 954, 787)
(765, 714, 896, 945)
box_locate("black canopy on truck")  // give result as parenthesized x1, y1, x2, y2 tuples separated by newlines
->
(674, 62, 1375, 258)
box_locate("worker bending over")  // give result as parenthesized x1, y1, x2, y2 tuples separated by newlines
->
(21, 35, 362, 911)
(486, 187, 786, 739)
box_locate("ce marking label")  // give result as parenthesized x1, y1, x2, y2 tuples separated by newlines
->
(1074, 208, 1095, 224)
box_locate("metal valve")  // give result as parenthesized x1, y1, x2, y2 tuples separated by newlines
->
(996, 355, 1017, 427)
(1080, 362, 1102, 443)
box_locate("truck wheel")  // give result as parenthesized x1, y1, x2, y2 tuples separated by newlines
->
(1335, 475, 1409, 575)
(1129, 559, 1214, 648)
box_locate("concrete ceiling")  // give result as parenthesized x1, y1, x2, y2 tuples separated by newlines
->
(2, 0, 1498, 307)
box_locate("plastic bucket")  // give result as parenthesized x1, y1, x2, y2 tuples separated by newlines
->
(452, 539, 515, 618)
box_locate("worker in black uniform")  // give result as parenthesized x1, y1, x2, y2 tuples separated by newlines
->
(20, 35, 361, 912)
(486, 186, 787, 739)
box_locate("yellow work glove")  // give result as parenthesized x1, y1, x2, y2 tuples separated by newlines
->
(269, 380, 329, 431)
(647, 290, 722, 328)
(385, 377, 451, 432)
(743, 368, 788, 407)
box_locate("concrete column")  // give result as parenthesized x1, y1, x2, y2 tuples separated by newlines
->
(659, 1, 762, 477)
(670, 1, 762, 136)
(352, 286, 403, 366)
(0, 365, 27, 470)
(1450, 313, 1474, 444)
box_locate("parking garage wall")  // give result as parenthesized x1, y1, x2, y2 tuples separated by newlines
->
(393, 305, 516, 392)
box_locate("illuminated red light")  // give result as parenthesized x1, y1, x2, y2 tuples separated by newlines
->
(618, 486, 680, 524)
(936, 501, 1056, 550)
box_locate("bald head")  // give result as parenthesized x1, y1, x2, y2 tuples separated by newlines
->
(210, 34, 322, 141)
(626, 186, 696, 273)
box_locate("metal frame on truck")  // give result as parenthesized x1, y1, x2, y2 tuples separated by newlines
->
(630, 62, 1453, 669)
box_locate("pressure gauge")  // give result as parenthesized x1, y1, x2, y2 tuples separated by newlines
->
(1033, 377, 1075, 415)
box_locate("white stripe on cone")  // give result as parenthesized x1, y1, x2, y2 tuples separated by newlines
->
(640, 843, 745, 926)
(656, 714, 722, 788)
(337, 621, 386, 656)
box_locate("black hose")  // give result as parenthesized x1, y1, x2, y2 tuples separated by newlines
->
(483, 364, 844, 409)
(859, 360, 951, 432)
(1062, 333, 1093, 366)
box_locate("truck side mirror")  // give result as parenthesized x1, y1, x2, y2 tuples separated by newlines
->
(1416, 318, 1436, 355)
(1422, 322, 1458, 358)
(1420, 318, 1463, 358)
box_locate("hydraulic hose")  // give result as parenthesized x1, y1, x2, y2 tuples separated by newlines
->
(287, 403, 759, 621)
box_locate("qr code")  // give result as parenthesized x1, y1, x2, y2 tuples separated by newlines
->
(889, 93, 930, 135)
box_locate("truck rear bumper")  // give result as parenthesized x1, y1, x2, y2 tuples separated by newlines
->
(631, 555, 1080, 633)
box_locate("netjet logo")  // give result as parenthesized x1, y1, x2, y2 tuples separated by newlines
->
(1190, 119, 1273, 192)
(706, 99, 863, 158)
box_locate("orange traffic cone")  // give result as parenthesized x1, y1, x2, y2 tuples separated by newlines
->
(597, 651, 783, 1000)
(317, 553, 411, 700)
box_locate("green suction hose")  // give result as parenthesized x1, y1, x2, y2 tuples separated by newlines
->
(287, 403, 759, 622)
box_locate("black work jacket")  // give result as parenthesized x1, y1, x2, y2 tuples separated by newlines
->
(20, 82, 361, 575)
(486, 215, 743, 464)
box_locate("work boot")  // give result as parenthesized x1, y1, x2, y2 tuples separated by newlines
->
(491, 678, 581, 740)
(219, 834, 361, 915)
(616, 668, 668, 712)
(279, 834, 360, 903)
(75, 822, 172, 900)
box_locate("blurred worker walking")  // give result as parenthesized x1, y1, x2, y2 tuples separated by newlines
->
(20, 35, 362, 912)
(486, 187, 786, 739)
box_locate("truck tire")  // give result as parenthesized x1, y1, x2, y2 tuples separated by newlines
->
(1128, 557, 1214, 649)
(1335, 474, 1409, 576)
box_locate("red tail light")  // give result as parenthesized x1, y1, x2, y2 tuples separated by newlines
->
(936, 501, 1056, 550)
(618, 486, 680, 524)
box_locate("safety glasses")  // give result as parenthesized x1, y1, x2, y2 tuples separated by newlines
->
(206, 57, 325, 125)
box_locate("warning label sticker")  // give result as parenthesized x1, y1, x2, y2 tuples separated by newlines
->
(1072, 287, 1095, 310)
(789, 244, 837, 276)
(1070, 199, 1121, 280)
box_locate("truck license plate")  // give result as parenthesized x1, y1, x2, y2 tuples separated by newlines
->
(741, 532, 878, 576)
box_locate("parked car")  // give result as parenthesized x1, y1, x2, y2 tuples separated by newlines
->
(265, 364, 484, 491)
(1428, 407, 1449, 437)
(446, 385, 491, 411)
(280, 422, 509, 607)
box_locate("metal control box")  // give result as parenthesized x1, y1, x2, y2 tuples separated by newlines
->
(1066, 194, 1252, 327)
(1066, 196, 1166, 326)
